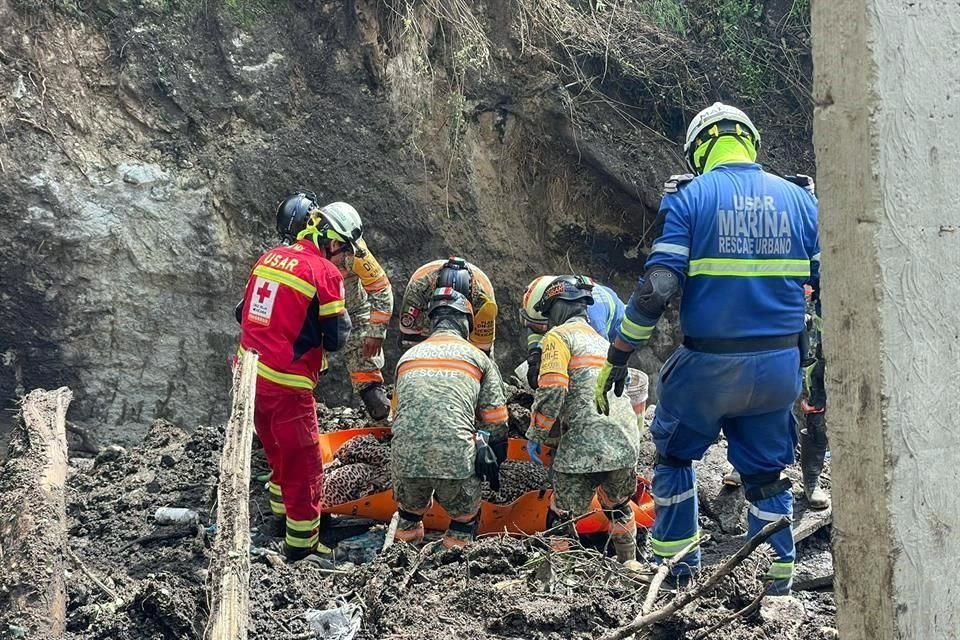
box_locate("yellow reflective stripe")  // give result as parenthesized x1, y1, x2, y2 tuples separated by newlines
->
(527, 333, 543, 348)
(285, 533, 319, 548)
(621, 317, 655, 341)
(688, 258, 810, 277)
(286, 517, 320, 533)
(766, 561, 795, 579)
(268, 482, 282, 496)
(253, 265, 317, 298)
(238, 347, 315, 390)
(317, 299, 345, 317)
(650, 533, 700, 557)
(269, 500, 286, 516)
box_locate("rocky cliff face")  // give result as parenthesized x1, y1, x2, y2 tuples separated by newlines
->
(0, 0, 812, 443)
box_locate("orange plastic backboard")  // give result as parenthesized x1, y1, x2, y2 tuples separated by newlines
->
(319, 427, 654, 535)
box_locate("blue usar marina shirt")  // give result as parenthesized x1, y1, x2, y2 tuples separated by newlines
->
(587, 284, 626, 342)
(620, 163, 820, 346)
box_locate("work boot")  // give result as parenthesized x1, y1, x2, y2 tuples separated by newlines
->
(800, 411, 829, 510)
(283, 540, 333, 563)
(360, 384, 390, 421)
(723, 468, 742, 487)
(805, 485, 830, 509)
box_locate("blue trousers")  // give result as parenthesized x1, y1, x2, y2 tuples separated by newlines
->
(650, 346, 800, 593)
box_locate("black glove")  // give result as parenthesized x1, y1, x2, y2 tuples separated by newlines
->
(490, 437, 508, 465)
(526, 348, 542, 390)
(234, 300, 243, 324)
(474, 437, 501, 491)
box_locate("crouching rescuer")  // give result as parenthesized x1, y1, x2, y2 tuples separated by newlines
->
(390, 288, 509, 548)
(237, 194, 352, 561)
(595, 103, 820, 594)
(525, 276, 643, 571)
(276, 194, 394, 420)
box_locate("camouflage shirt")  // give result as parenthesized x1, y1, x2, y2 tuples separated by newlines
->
(398, 260, 498, 353)
(344, 238, 394, 340)
(391, 329, 509, 479)
(525, 318, 640, 474)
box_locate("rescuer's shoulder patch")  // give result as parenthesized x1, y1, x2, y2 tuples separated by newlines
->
(662, 173, 696, 195)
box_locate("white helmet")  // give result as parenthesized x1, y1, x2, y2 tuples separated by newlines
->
(317, 201, 364, 247)
(683, 102, 760, 174)
(520, 275, 557, 330)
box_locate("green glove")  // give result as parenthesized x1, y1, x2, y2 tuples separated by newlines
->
(594, 346, 630, 415)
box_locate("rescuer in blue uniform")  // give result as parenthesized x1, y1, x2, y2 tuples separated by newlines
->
(594, 102, 820, 595)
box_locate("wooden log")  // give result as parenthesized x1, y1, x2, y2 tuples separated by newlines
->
(205, 352, 258, 640)
(0, 387, 72, 638)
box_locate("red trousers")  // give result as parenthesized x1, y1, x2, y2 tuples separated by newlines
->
(254, 379, 324, 551)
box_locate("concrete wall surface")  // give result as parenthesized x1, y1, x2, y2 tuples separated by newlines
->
(813, 0, 960, 638)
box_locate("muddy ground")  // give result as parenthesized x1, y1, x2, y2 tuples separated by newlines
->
(50, 408, 837, 640)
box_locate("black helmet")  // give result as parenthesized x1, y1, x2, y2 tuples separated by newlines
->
(534, 275, 595, 314)
(428, 287, 475, 331)
(436, 257, 472, 298)
(276, 191, 318, 244)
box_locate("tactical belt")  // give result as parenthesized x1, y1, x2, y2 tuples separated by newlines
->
(683, 333, 800, 354)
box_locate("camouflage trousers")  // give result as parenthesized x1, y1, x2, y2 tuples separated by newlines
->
(552, 467, 637, 516)
(393, 475, 482, 521)
(344, 308, 386, 392)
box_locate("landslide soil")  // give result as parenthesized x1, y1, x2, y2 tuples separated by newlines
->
(58, 414, 836, 640)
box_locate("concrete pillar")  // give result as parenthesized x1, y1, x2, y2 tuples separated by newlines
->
(813, 1, 960, 639)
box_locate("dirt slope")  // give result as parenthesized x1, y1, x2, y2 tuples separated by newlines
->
(0, 0, 813, 443)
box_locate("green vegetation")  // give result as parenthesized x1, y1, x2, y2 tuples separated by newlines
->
(635, 0, 688, 36)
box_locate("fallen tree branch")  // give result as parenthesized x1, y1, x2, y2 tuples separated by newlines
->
(120, 525, 198, 551)
(641, 534, 711, 615)
(382, 511, 400, 552)
(68, 547, 120, 603)
(400, 541, 442, 592)
(599, 516, 791, 640)
(204, 351, 258, 640)
(690, 589, 766, 640)
(0, 388, 72, 637)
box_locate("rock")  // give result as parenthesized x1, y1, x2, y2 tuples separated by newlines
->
(694, 440, 746, 534)
(160, 454, 177, 468)
(794, 545, 834, 591)
(819, 626, 839, 639)
(95, 444, 127, 466)
(760, 595, 805, 633)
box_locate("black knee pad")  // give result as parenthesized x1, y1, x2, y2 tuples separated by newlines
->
(654, 452, 693, 468)
(603, 500, 633, 524)
(398, 509, 424, 524)
(741, 473, 792, 502)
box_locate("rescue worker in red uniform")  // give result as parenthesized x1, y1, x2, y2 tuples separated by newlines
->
(237, 193, 353, 561)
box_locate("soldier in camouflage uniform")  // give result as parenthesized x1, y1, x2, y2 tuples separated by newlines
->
(525, 276, 642, 570)
(275, 197, 394, 420)
(399, 257, 498, 355)
(339, 233, 394, 421)
(391, 288, 509, 548)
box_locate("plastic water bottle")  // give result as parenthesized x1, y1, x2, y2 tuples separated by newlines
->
(154, 507, 199, 525)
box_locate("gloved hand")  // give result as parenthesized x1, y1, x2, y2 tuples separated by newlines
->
(785, 174, 816, 197)
(526, 348, 542, 390)
(490, 437, 508, 465)
(527, 440, 543, 465)
(474, 434, 501, 491)
(362, 336, 384, 359)
(594, 358, 630, 416)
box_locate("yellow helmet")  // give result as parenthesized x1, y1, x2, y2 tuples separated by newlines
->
(520, 275, 557, 332)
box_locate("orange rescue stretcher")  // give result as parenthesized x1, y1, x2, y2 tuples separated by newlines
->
(318, 427, 655, 535)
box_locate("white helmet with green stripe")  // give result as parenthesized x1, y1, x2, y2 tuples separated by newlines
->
(520, 275, 557, 331)
(683, 102, 761, 175)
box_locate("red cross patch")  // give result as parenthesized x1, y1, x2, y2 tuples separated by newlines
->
(248, 277, 278, 326)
